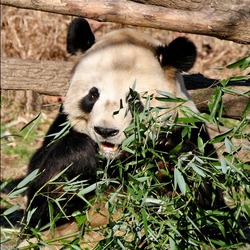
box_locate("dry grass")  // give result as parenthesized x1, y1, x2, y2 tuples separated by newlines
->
(1, 6, 69, 61)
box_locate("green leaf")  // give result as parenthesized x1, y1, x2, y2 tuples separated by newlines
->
(3, 205, 20, 216)
(243, 203, 250, 217)
(17, 169, 39, 189)
(169, 142, 183, 154)
(9, 187, 28, 199)
(222, 87, 250, 97)
(180, 106, 209, 122)
(190, 163, 206, 178)
(226, 56, 250, 71)
(48, 200, 55, 235)
(224, 137, 232, 153)
(141, 208, 148, 238)
(107, 185, 123, 205)
(77, 181, 103, 196)
(135, 177, 150, 183)
(230, 75, 250, 81)
(121, 145, 135, 154)
(167, 222, 182, 237)
(156, 90, 185, 103)
(122, 134, 135, 147)
(220, 157, 227, 174)
(174, 168, 186, 195)
(47, 121, 71, 144)
(75, 214, 87, 227)
(0, 179, 12, 192)
(117, 238, 126, 250)
(169, 233, 176, 250)
(209, 88, 222, 119)
(25, 208, 37, 225)
(242, 100, 250, 118)
(210, 128, 234, 143)
(20, 113, 43, 140)
(178, 117, 201, 123)
(48, 164, 72, 183)
(210, 239, 226, 247)
(197, 136, 204, 155)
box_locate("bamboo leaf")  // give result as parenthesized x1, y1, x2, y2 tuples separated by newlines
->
(3, 205, 20, 216)
(224, 137, 233, 153)
(156, 90, 185, 103)
(226, 56, 250, 71)
(242, 101, 250, 118)
(190, 163, 206, 178)
(17, 169, 39, 189)
(48, 200, 55, 235)
(21, 113, 43, 140)
(77, 181, 103, 196)
(174, 168, 186, 195)
(9, 187, 28, 199)
(180, 106, 209, 122)
(220, 157, 227, 174)
(230, 75, 250, 81)
(209, 88, 222, 119)
(210, 128, 234, 143)
(197, 136, 204, 155)
(141, 208, 148, 238)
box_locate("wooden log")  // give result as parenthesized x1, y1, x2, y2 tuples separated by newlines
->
(1, 0, 250, 44)
(1, 57, 249, 119)
(1, 58, 71, 96)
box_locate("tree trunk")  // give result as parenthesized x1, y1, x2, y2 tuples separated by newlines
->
(1, 0, 250, 44)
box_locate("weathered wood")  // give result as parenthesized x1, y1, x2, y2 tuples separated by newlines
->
(1, 57, 249, 119)
(1, 58, 71, 96)
(132, 0, 250, 12)
(1, 0, 250, 44)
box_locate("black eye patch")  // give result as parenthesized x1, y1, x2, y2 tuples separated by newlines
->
(79, 87, 100, 113)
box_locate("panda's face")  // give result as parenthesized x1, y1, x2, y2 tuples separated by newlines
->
(64, 21, 197, 157)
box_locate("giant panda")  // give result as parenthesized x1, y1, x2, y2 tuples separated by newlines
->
(23, 18, 225, 233)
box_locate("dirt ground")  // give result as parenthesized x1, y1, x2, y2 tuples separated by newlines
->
(1, 5, 250, 181)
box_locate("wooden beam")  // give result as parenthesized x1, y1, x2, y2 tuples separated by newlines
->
(1, 58, 71, 96)
(1, 0, 250, 44)
(1, 57, 249, 119)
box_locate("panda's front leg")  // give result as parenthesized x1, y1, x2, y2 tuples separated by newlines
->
(24, 127, 99, 230)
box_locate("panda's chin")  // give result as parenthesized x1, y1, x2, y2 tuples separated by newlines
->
(100, 142, 120, 158)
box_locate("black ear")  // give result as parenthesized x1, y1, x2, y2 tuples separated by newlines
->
(158, 37, 196, 71)
(66, 18, 95, 55)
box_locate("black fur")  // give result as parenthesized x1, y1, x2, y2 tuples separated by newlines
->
(66, 18, 95, 54)
(79, 87, 100, 113)
(158, 37, 197, 71)
(25, 111, 98, 228)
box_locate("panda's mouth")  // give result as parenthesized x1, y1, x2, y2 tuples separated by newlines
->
(100, 142, 119, 156)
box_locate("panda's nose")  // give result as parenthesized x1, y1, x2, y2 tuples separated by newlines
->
(94, 126, 119, 138)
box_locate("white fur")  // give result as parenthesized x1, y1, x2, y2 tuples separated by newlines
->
(64, 29, 197, 148)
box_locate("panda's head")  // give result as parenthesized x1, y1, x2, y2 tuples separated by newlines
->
(64, 18, 197, 157)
